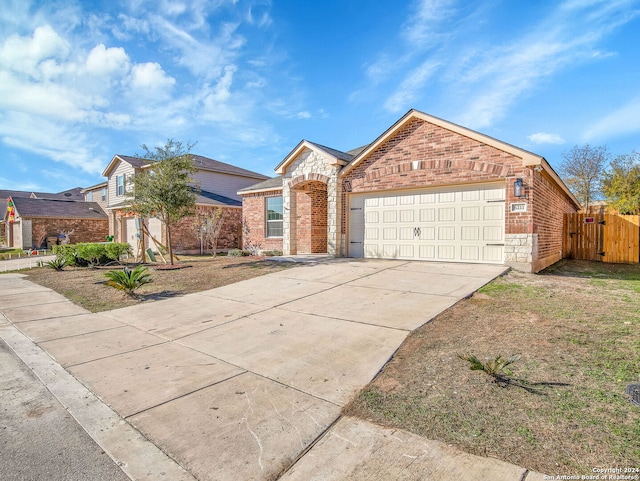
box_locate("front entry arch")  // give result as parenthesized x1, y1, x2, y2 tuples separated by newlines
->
(291, 180, 328, 254)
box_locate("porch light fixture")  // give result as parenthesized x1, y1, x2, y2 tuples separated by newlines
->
(514, 178, 524, 198)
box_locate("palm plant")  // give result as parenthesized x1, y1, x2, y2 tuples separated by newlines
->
(458, 353, 521, 384)
(45, 257, 66, 271)
(104, 265, 152, 297)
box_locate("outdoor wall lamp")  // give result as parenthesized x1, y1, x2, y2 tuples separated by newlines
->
(514, 178, 524, 197)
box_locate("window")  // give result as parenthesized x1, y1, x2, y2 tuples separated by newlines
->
(266, 196, 283, 237)
(101, 187, 106, 201)
(86, 191, 93, 201)
(117, 175, 124, 196)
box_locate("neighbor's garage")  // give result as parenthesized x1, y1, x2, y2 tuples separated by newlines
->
(348, 183, 505, 263)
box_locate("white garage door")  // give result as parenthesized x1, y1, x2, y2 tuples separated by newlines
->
(348, 183, 505, 263)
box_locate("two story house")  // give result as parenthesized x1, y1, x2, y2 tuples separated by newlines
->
(101, 154, 268, 255)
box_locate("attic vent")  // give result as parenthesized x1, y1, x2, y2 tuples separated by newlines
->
(64, 193, 72, 197)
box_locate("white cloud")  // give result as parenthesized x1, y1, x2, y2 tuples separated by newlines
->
(296, 111, 311, 119)
(130, 62, 175, 89)
(528, 132, 566, 144)
(85, 44, 130, 76)
(384, 60, 440, 113)
(402, 0, 456, 47)
(0, 25, 69, 77)
(583, 96, 640, 141)
(0, 112, 104, 175)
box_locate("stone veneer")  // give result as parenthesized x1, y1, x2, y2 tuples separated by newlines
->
(282, 149, 341, 256)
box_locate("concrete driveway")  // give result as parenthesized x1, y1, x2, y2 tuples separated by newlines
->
(0, 259, 541, 481)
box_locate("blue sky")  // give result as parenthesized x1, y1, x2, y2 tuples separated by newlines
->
(1, 0, 639, 193)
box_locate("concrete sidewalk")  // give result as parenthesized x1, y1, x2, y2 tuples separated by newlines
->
(0, 254, 55, 272)
(0, 260, 544, 481)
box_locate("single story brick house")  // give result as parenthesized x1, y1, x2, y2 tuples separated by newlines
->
(239, 109, 580, 272)
(3, 195, 108, 249)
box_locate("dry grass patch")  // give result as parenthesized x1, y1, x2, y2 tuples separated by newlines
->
(344, 260, 640, 475)
(23, 255, 292, 312)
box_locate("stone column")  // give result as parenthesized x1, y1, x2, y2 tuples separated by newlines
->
(282, 181, 297, 255)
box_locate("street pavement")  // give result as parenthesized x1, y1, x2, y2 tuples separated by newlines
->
(0, 259, 546, 481)
(0, 337, 130, 481)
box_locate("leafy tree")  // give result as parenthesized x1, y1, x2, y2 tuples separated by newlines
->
(127, 139, 199, 265)
(602, 151, 640, 214)
(559, 144, 610, 212)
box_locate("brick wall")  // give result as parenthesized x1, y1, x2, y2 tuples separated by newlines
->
(241, 191, 283, 252)
(171, 206, 243, 253)
(294, 183, 328, 254)
(531, 170, 578, 269)
(30, 217, 109, 247)
(341, 118, 528, 237)
(296, 190, 311, 253)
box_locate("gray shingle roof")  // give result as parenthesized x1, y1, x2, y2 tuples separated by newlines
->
(115, 154, 268, 180)
(114, 155, 150, 169)
(196, 190, 242, 207)
(306, 141, 355, 162)
(10, 198, 107, 219)
(237, 176, 284, 194)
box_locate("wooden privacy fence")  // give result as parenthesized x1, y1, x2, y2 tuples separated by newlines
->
(564, 214, 640, 264)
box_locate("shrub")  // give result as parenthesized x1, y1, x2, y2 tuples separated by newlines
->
(227, 249, 245, 257)
(104, 266, 152, 297)
(53, 245, 81, 266)
(44, 257, 66, 271)
(104, 243, 132, 263)
(53, 243, 132, 267)
(76, 243, 106, 267)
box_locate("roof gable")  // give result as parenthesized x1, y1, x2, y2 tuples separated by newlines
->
(102, 154, 149, 177)
(275, 140, 353, 175)
(341, 109, 544, 177)
(338, 109, 578, 207)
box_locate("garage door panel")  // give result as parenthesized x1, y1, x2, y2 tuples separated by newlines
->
(349, 183, 505, 264)
(438, 227, 455, 241)
(439, 192, 455, 203)
(461, 246, 480, 261)
(365, 211, 379, 223)
(399, 245, 414, 258)
(383, 228, 397, 240)
(438, 208, 455, 221)
(484, 188, 504, 201)
(420, 227, 436, 240)
(399, 227, 414, 240)
(483, 226, 503, 242)
(461, 206, 480, 221)
(420, 209, 435, 222)
(461, 226, 479, 240)
(483, 245, 503, 262)
(438, 245, 455, 259)
(483, 205, 503, 220)
(462, 190, 481, 202)
(419, 245, 436, 259)
(383, 211, 397, 223)
(400, 210, 414, 222)
(383, 244, 398, 257)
